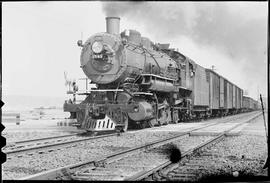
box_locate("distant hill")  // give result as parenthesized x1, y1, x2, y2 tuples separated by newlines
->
(2, 95, 66, 111)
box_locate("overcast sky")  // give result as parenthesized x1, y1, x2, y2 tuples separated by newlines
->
(2, 1, 268, 100)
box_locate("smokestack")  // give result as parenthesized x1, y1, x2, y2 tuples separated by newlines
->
(106, 17, 120, 35)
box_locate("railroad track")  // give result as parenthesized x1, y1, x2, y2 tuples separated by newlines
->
(4, 132, 118, 156)
(19, 112, 261, 180)
(126, 112, 262, 181)
(4, 112, 254, 157)
(11, 133, 84, 145)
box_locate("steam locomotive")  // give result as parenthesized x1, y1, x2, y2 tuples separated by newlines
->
(63, 17, 259, 132)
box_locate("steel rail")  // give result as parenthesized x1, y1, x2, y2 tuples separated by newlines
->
(4, 133, 118, 155)
(19, 112, 260, 180)
(124, 112, 262, 181)
(11, 133, 85, 145)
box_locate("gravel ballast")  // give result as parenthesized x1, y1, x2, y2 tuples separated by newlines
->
(3, 131, 185, 179)
(162, 113, 268, 182)
(57, 136, 212, 180)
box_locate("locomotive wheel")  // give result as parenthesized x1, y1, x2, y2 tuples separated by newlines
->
(159, 108, 171, 125)
(148, 118, 158, 127)
(76, 110, 84, 123)
(147, 120, 153, 128)
(166, 108, 171, 124)
(163, 109, 168, 125)
(76, 110, 86, 128)
(172, 109, 179, 124)
(69, 112, 76, 119)
(139, 121, 148, 129)
(158, 109, 166, 125)
(121, 112, 129, 132)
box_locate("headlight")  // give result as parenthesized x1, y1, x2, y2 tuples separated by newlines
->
(134, 106, 139, 112)
(92, 41, 103, 54)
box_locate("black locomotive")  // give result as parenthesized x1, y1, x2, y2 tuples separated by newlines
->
(63, 17, 259, 132)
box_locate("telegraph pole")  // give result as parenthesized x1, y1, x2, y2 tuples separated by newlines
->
(257, 86, 259, 102)
(260, 94, 268, 170)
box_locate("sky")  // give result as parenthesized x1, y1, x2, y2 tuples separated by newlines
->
(2, 1, 268, 100)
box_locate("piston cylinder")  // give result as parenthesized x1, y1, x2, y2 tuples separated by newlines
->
(128, 101, 154, 121)
(106, 17, 120, 35)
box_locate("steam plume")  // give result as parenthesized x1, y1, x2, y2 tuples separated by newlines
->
(102, 2, 267, 98)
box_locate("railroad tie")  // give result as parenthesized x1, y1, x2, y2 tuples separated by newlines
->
(183, 162, 203, 166)
(174, 167, 205, 173)
(170, 172, 197, 178)
(74, 171, 123, 178)
(190, 131, 220, 136)
(111, 164, 155, 170)
(151, 172, 163, 181)
(168, 176, 196, 181)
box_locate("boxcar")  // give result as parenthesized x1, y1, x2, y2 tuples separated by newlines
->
(240, 89, 243, 109)
(232, 84, 236, 108)
(224, 79, 228, 109)
(192, 63, 210, 109)
(219, 76, 225, 109)
(243, 96, 258, 111)
(251, 98, 259, 110)
(227, 81, 233, 109)
(235, 86, 241, 109)
(206, 69, 220, 111)
(236, 86, 239, 109)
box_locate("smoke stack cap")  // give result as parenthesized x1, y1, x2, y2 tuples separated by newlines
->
(106, 17, 120, 35)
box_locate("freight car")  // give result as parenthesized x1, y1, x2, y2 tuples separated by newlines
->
(63, 17, 257, 132)
(243, 96, 259, 112)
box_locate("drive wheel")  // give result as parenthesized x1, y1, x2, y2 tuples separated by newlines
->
(76, 110, 86, 128)
(158, 109, 166, 125)
(139, 121, 148, 129)
(165, 108, 171, 124)
(172, 109, 179, 124)
(148, 118, 158, 127)
(122, 112, 129, 132)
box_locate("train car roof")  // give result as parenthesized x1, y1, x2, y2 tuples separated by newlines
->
(243, 95, 258, 101)
(167, 49, 243, 91)
(205, 68, 242, 90)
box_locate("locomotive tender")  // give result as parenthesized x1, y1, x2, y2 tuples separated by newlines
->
(64, 17, 258, 132)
